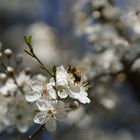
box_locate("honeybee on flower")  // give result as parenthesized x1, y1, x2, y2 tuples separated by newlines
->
(23, 35, 91, 133)
(67, 66, 88, 83)
(55, 65, 91, 103)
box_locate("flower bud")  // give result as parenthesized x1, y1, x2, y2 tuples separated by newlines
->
(15, 54, 23, 65)
(69, 101, 79, 110)
(25, 67, 31, 75)
(4, 49, 13, 58)
(7, 66, 14, 74)
(0, 73, 7, 80)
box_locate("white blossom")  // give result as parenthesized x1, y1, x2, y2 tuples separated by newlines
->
(68, 81, 90, 104)
(25, 80, 57, 102)
(5, 94, 34, 133)
(55, 65, 90, 102)
(16, 71, 31, 90)
(34, 100, 66, 132)
(0, 79, 17, 96)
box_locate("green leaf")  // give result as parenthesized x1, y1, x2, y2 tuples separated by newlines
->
(24, 35, 31, 44)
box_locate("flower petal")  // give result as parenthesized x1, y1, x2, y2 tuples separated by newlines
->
(34, 112, 47, 124)
(31, 81, 43, 91)
(36, 99, 48, 111)
(49, 78, 55, 86)
(46, 117, 57, 132)
(36, 74, 47, 83)
(47, 83, 57, 99)
(78, 93, 91, 104)
(56, 65, 68, 86)
(49, 90, 57, 99)
(68, 89, 79, 99)
(25, 91, 41, 102)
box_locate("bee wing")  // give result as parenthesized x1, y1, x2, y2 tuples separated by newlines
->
(76, 66, 88, 74)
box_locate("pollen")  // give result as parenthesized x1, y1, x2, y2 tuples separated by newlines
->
(42, 88, 48, 96)
(47, 109, 53, 114)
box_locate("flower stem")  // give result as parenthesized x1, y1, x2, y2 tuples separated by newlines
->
(24, 35, 53, 77)
(27, 124, 45, 140)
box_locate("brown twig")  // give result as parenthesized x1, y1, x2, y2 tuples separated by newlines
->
(27, 124, 45, 140)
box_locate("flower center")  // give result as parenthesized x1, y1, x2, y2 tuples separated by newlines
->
(59, 89, 64, 93)
(47, 109, 53, 114)
(47, 107, 56, 115)
(42, 88, 48, 96)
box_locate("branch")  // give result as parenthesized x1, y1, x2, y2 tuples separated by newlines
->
(89, 69, 124, 84)
(27, 124, 45, 140)
(24, 35, 54, 77)
(89, 51, 140, 83)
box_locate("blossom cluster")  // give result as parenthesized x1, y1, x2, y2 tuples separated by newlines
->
(71, 0, 140, 80)
(25, 65, 90, 132)
(0, 70, 34, 133)
(0, 38, 91, 133)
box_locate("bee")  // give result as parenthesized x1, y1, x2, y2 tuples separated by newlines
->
(67, 66, 87, 83)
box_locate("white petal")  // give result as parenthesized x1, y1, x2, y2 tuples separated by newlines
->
(56, 65, 66, 74)
(78, 93, 91, 104)
(16, 71, 30, 87)
(49, 90, 57, 99)
(34, 112, 47, 124)
(45, 117, 57, 132)
(0, 86, 8, 96)
(7, 82, 17, 92)
(68, 87, 90, 104)
(69, 85, 80, 93)
(25, 91, 41, 102)
(81, 91, 88, 96)
(36, 74, 47, 83)
(55, 110, 67, 121)
(56, 65, 68, 86)
(49, 78, 55, 86)
(31, 81, 43, 91)
(36, 99, 48, 111)
(49, 88, 57, 99)
(47, 83, 57, 99)
(0, 81, 17, 96)
(68, 89, 79, 99)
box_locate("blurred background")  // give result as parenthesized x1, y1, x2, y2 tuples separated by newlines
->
(0, 0, 140, 140)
